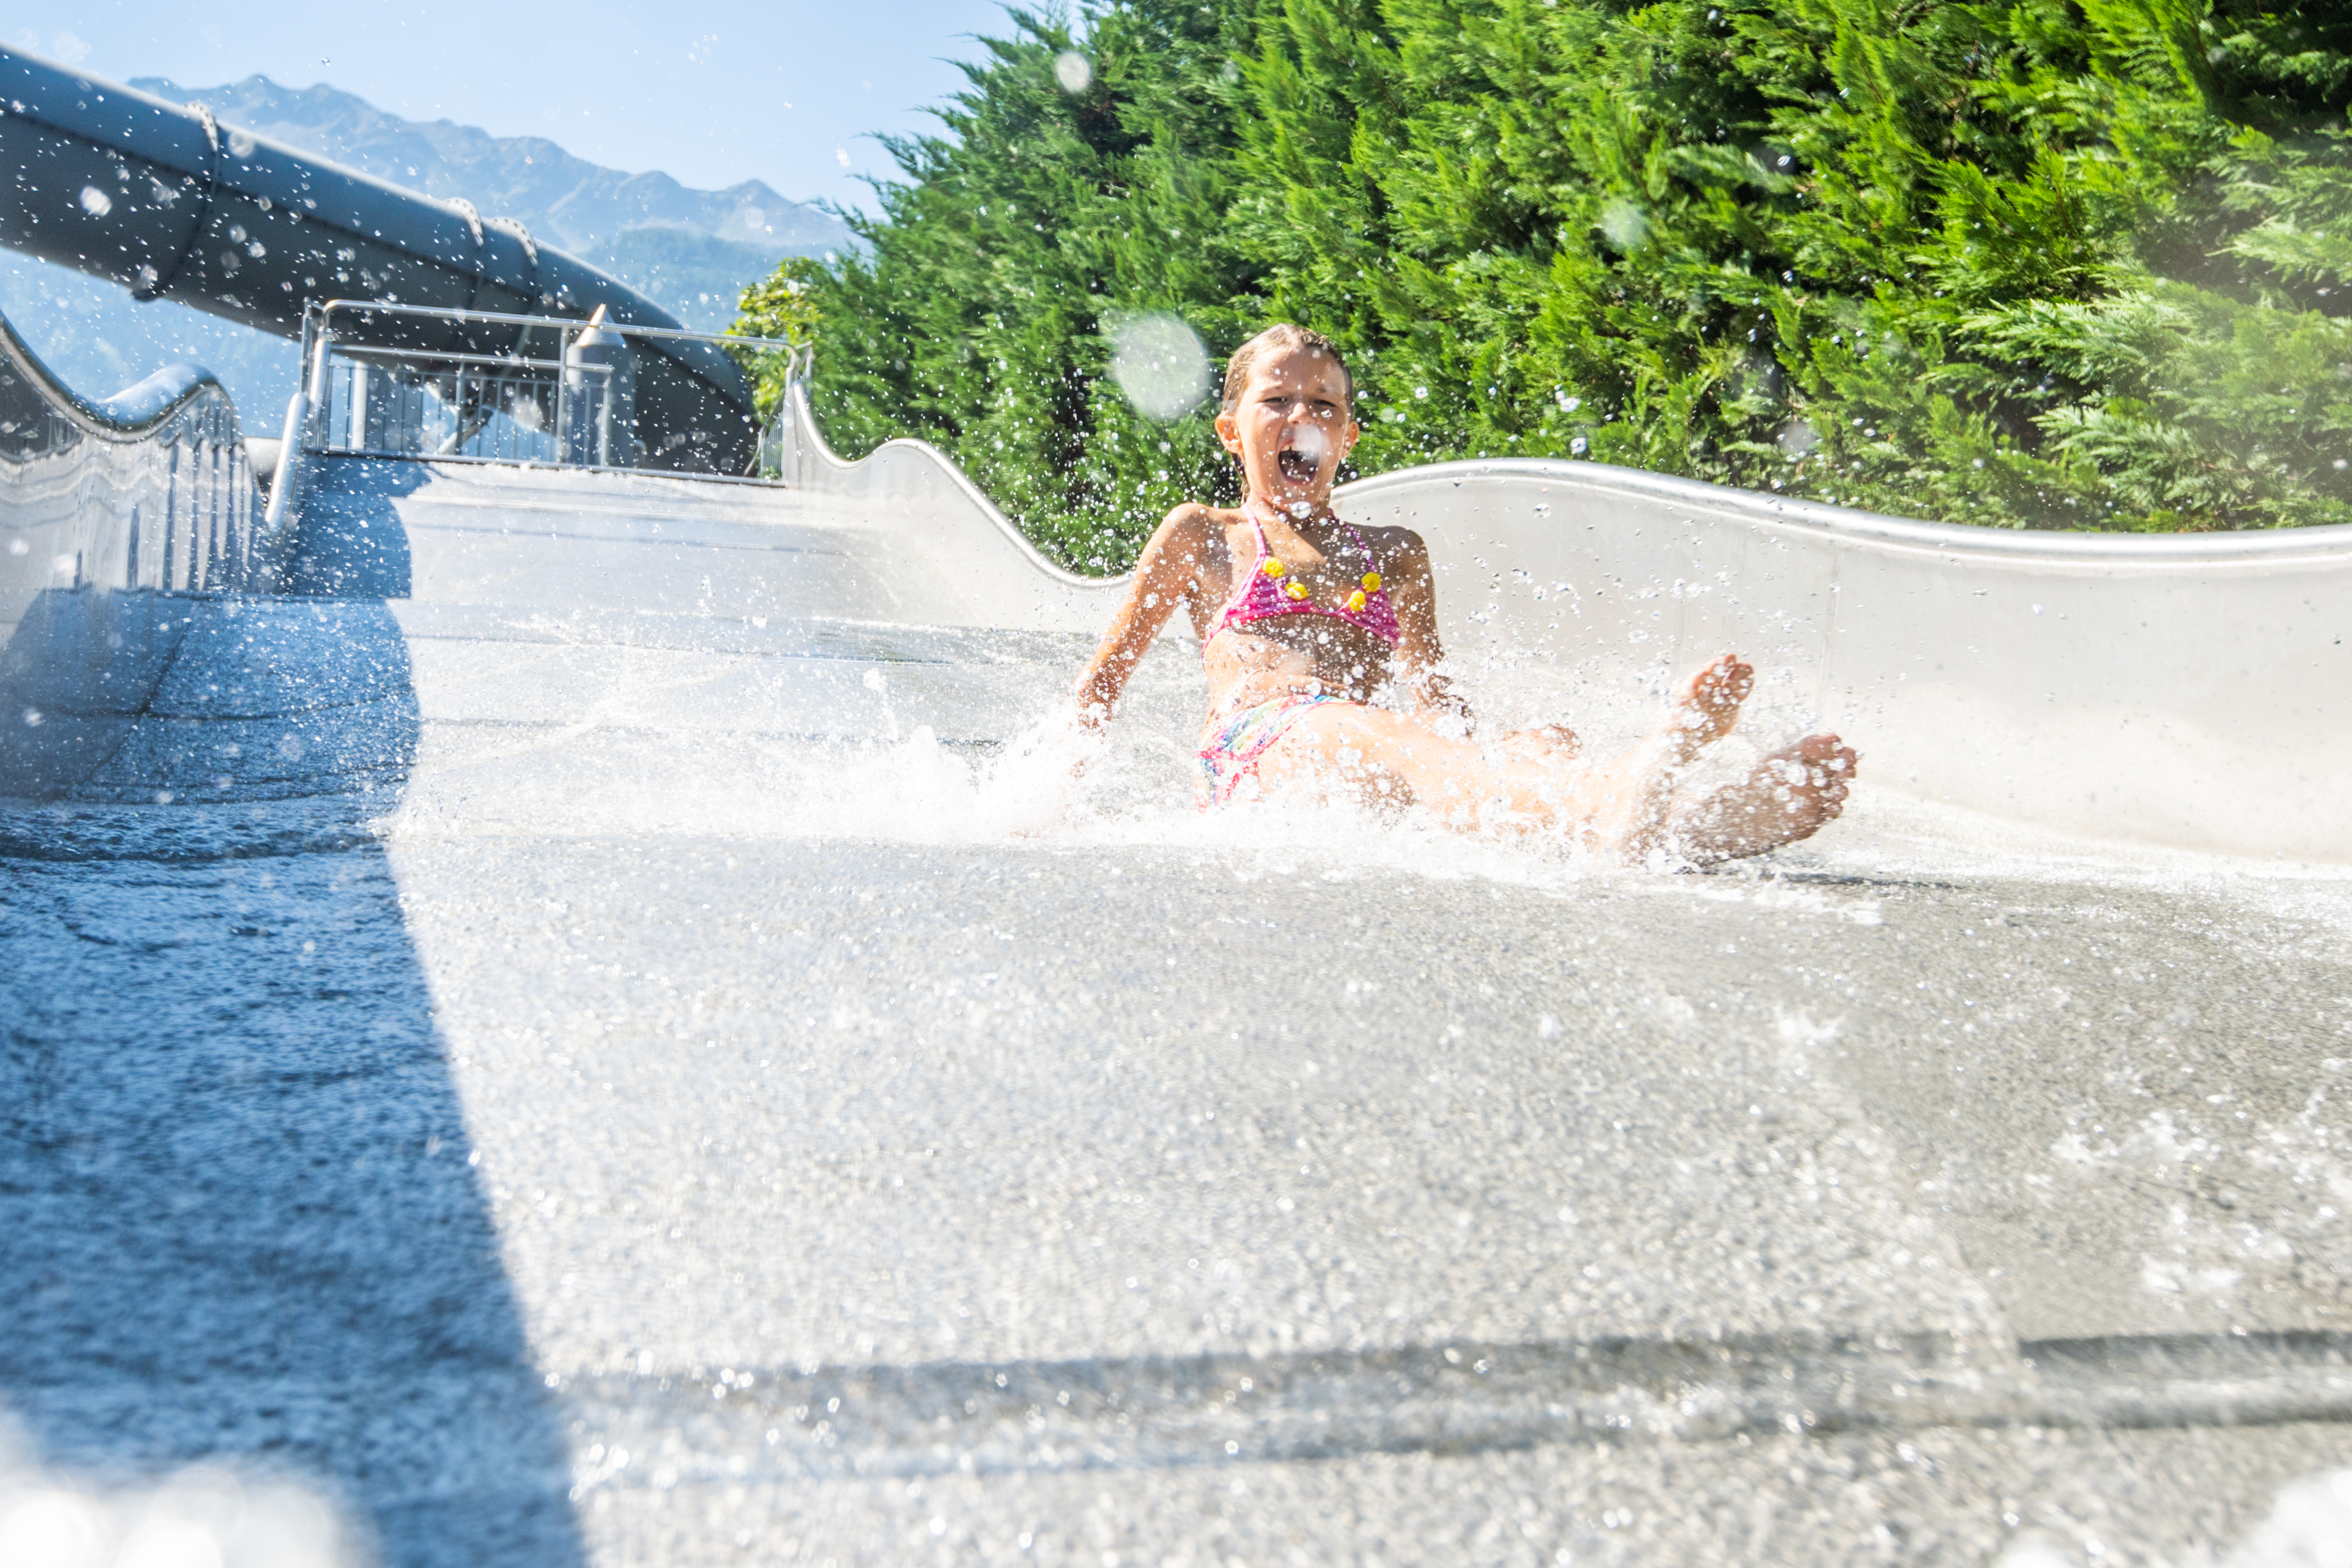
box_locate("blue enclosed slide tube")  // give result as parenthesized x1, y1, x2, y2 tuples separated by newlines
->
(0, 46, 758, 473)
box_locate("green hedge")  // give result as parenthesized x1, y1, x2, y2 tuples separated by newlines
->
(741, 0, 2352, 569)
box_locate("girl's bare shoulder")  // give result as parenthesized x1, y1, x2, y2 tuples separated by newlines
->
(1359, 523, 1430, 564)
(1149, 503, 1247, 564)
(1160, 501, 1245, 539)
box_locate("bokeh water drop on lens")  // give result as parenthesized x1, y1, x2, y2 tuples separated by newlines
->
(1108, 313, 1208, 421)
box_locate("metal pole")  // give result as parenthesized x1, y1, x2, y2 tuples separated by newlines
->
(553, 322, 571, 467)
(597, 344, 614, 467)
(305, 312, 335, 452)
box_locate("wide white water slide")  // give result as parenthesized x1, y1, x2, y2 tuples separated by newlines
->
(10, 336, 2347, 855)
(7, 310, 2352, 1568)
(762, 379, 2352, 863)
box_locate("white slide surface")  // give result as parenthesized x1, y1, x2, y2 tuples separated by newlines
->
(770, 379, 2352, 862)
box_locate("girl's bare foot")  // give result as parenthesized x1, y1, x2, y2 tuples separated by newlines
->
(1667, 653, 1753, 765)
(1597, 653, 1756, 860)
(1668, 733, 1858, 866)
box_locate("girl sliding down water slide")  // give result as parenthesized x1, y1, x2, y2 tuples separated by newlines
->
(1073, 324, 1858, 867)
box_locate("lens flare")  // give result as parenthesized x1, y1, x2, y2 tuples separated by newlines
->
(1108, 314, 1209, 421)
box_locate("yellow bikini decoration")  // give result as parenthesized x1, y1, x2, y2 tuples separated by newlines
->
(1262, 555, 1309, 598)
(1264, 560, 1379, 609)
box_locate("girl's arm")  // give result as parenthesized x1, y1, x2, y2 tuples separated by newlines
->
(1073, 506, 1214, 725)
(1384, 529, 1475, 725)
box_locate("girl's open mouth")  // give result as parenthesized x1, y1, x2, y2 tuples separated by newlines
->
(1276, 427, 1326, 484)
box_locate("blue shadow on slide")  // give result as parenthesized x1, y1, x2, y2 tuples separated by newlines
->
(0, 587, 586, 1567)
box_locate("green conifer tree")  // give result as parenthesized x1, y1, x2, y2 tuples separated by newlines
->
(742, 0, 2352, 564)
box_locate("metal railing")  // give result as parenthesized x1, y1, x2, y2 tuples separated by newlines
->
(313, 348, 566, 466)
(1, 315, 267, 598)
(297, 301, 794, 477)
(754, 343, 817, 482)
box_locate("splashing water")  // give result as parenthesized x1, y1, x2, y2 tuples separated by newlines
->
(2225, 1468, 2352, 1567)
(0, 1450, 358, 1568)
(371, 618, 2352, 920)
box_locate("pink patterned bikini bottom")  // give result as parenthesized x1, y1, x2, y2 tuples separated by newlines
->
(1192, 693, 1349, 809)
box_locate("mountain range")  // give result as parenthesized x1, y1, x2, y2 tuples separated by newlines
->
(128, 75, 849, 261)
(0, 74, 850, 421)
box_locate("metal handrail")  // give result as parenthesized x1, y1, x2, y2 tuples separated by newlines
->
(315, 299, 798, 353)
(298, 298, 786, 476)
(324, 346, 573, 374)
(1, 304, 273, 594)
(0, 314, 238, 444)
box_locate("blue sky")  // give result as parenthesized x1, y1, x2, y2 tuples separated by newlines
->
(16, 1, 1038, 210)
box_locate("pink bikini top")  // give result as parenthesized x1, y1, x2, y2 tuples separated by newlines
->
(1209, 506, 1403, 650)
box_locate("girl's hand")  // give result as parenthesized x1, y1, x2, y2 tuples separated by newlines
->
(987, 712, 1105, 835)
(1414, 667, 1475, 727)
(1494, 724, 1583, 764)
(1059, 709, 1102, 778)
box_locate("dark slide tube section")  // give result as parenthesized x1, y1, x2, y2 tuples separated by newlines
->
(0, 47, 756, 472)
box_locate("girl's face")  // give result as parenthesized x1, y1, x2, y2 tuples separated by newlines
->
(1215, 346, 1359, 513)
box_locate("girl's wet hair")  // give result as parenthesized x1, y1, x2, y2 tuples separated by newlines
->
(1220, 324, 1354, 415)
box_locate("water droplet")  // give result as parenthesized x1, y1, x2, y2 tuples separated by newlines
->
(1599, 199, 1647, 250)
(120, 1518, 221, 1568)
(1108, 314, 1208, 421)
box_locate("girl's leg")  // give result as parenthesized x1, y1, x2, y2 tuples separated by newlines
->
(1248, 700, 1608, 837)
(1249, 656, 1856, 863)
(1253, 656, 1751, 840)
(1493, 724, 1581, 764)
